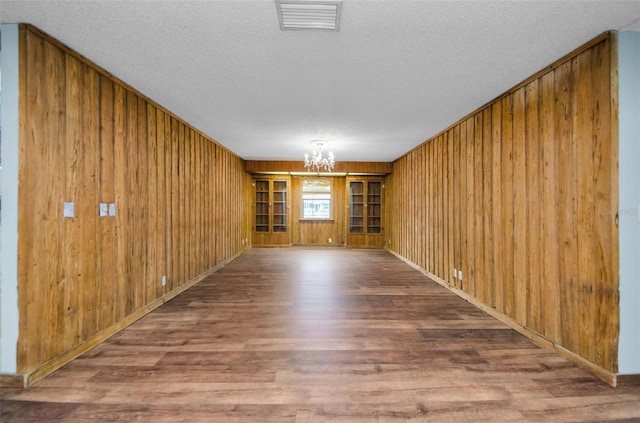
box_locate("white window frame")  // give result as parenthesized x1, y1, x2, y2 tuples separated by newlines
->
(301, 179, 333, 220)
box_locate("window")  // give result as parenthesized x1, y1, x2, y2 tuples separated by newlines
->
(302, 179, 332, 219)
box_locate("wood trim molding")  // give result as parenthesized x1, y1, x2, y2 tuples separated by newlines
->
(245, 160, 392, 175)
(616, 374, 640, 387)
(0, 374, 25, 389)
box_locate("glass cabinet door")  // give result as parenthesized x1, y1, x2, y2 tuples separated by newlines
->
(255, 180, 270, 232)
(366, 181, 381, 233)
(272, 180, 288, 233)
(255, 179, 288, 234)
(349, 181, 364, 233)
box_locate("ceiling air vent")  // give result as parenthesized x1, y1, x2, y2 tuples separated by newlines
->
(275, 0, 342, 31)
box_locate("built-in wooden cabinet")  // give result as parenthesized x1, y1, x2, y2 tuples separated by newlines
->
(346, 178, 384, 248)
(253, 177, 291, 245)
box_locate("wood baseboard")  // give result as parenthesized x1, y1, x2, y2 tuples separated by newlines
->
(616, 374, 640, 386)
(0, 374, 25, 388)
(553, 344, 616, 386)
(386, 248, 622, 387)
(13, 253, 242, 388)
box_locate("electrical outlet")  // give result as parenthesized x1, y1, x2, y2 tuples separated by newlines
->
(63, 202, 75, 218)
(453, 269, 457, 279)
(99, 202, 109, 217)
(328, 238, 332, 244)
(458, 271, 463, 281)
(161, 275, 167, 287)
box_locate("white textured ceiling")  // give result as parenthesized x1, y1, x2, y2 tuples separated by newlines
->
(2, 0, 640, 162)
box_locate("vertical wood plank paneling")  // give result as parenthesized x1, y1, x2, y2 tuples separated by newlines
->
(387, 34, 619, 374)
(452, 126, 461, 289)
(170, 117, 179, 290)
(113, 84, 128, 323)
(199, 133, 204, 269)
(17, 26, 249, 377)
(458, 121, 467, 291)
(575, 48, 596, 361)
(19, 31, 46, 369)
(178, 122, 186, 286)
(138, 99, 148, 307)
(446, 130, 454, 285)
(603, 36, 620, 372)
(81, 65, 99, 341)
(156, 108, 166, 298)
(412, 151, 417, 262)
(481, 107, 493, 307)
(64, 53, 83, 351)
(186, 128, 194, 278)
(435, 136, 443, 278)
(473, 113, 484, 299)
(540, 71, 559, 340)
(17, 23, 31, 372)
(146, 103, 158, 303)
(419, 147, 426, 270)
(42, 39, 65, 365)
(491, 101, 503, 312)
(215, 145, 222, 262)
(464, 117, 475, 296)
(426, 142, 432, 272)
(512, 87, 527, 326)
(424, 143, 433, 271)
(99, 76, 115, 329)
(444, 132, 451, 284)
(585, 40, 616, 368)
(125, 91, 138, 315)
(525, 79, 541, 332)
(192, 132, 198, 273)
(415, 149, 421, 263)
(204, 140, 211, 263)
(193, 130, 199, 272)
(500, 96, 515, 317)
(556, 59, 579, 351)
(203, 137, 209, 261)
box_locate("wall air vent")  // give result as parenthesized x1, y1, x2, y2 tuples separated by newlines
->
(275, 0, 342, 31)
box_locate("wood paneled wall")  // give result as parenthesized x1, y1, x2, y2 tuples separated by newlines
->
(291, 176, 346, 245)
(245, 160, 392, 175)
(387, 33, 619, 373)
(16, 25, 250, 378)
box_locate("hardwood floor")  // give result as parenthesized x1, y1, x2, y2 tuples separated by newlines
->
(2, 247, 639, 422)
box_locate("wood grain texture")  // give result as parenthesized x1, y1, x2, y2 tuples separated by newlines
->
(345, 177, 384, 248)
(2, 248, 638, 422)
(291, 176, 346, 246)
(245, 160, 392, 175)
(15, 25, 249, 379)
(387, 34, 619, 373)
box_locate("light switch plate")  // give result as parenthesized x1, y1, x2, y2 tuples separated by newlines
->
(108, 203, 117, 217)
(63, 202, 75, 218)
(99, 202, 109, 217)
